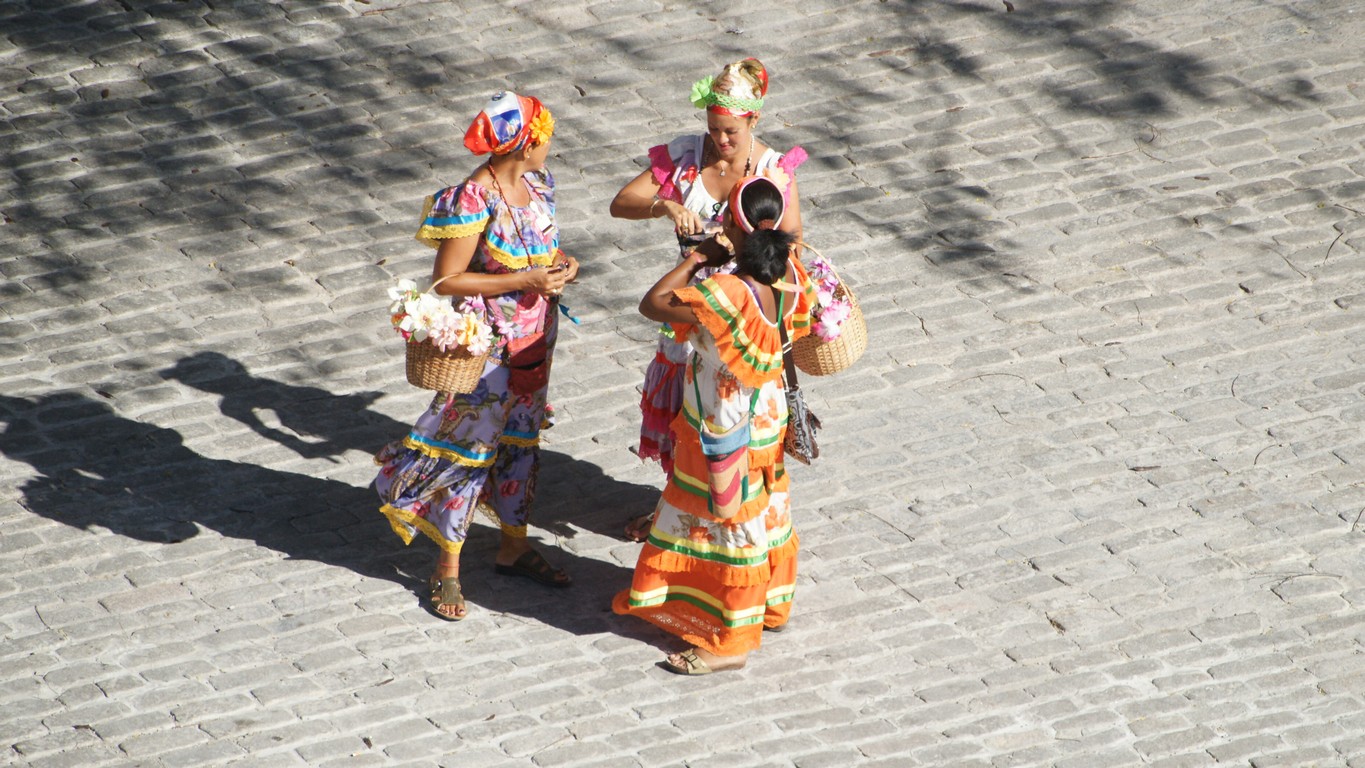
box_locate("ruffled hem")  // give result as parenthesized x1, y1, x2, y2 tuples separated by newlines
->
(639, 351, 684, 469)
(660, 475, 785, 524)
(415, 220, 486, 248)
(378, 503, 465, 554)
(640, 406, 675, 437)
(611, 592, 767, 656)
(633, 529, 799, 587)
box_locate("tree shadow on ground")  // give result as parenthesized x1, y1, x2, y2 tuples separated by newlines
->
(0, 366, 650, 634)
(791, 0, 1326, 283)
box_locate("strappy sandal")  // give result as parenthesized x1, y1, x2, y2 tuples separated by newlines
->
(428, 573, 467, 621)
(661, 649, 747, 676)
(494, 549, 571, 588)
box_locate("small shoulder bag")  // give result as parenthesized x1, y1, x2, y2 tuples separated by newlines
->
(777, 289, 821, 465)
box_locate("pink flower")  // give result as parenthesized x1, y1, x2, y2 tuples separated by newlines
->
(500, 479, 521, 498)
(813, 299, 851, 341)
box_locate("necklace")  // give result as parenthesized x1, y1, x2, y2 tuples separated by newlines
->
(710, 136, 753, 177)
(486, 161, 541, 258)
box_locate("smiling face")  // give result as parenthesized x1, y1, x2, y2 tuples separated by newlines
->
(705, 111, 757, 160)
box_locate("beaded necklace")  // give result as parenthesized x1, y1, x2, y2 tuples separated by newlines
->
(705, 134, 753, 178)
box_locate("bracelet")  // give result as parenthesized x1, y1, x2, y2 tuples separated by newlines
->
(649, 198, 663, 218)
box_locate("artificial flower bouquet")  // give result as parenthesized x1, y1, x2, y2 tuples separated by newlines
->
(806, 254, 855, 342)
(793, 249, 867, 376)
(388, 278, 494, 392)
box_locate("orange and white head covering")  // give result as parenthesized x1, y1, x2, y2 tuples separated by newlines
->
(463, 91, 555, 156)
(727, 175, 784, 233)
(690, 58, 768, 117)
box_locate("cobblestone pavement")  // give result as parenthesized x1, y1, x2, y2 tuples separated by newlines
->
(3, 0, 1364, 766)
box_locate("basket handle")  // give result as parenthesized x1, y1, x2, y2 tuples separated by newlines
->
(794, 240, 852, 288)
(425, 272, 463, 294)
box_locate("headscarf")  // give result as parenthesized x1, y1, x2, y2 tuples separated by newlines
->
(463, 91, 554, 156)
(727, 175, 784, 234)
(691, 58, 769, 117)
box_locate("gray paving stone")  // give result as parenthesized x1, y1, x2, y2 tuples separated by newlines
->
(3, 0, 1365, 766)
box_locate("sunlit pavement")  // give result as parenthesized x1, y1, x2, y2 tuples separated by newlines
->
(3, 1, 1364, 765)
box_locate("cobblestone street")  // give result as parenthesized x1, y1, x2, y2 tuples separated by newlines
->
(2, 0, 1364, 765)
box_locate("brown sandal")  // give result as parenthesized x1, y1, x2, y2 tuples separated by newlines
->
(661, 649, 747, 676)
(494, 549, 571, 588)
(428, 574, 466, 621)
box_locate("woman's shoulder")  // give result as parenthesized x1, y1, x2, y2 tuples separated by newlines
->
(755, 143, 807, 171)
(698, 273, 766, 317)
(416, 179, 493, 247)
(435, 177, 492, 207)
(685, 274, 783, 384)
(651, 134, 704, 165)
(524, 167, 555, 193)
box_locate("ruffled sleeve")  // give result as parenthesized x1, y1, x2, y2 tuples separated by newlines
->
(415, 183, 490, 249)
(756, 145, 807, 202)
(778, 145, 808, 175)
(649, 135, 702, 204)
(647, 144, 677, 202)
(671, 274, 784, 389)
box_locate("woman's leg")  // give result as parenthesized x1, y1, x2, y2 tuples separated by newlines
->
(485, 351, 570, 586)
(430, 547, 466, 620)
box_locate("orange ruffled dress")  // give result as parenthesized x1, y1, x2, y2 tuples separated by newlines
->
(613, 263, 816, 656)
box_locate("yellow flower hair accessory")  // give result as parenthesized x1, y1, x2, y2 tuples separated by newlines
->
(528, 107, 555, 146)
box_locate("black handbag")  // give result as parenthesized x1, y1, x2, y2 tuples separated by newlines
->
(777, 292, 820, 464)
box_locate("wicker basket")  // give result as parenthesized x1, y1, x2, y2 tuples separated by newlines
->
(792, 273, 867, 377)
(405, 340, 489, 393)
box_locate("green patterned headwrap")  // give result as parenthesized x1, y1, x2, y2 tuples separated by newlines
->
(689, 75, 764, 113)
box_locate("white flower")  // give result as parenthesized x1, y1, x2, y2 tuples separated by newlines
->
(387, 278, 418, 302)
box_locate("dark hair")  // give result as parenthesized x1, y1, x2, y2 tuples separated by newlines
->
(733, 178, 794, 285)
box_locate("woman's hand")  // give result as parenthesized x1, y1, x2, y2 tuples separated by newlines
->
(557, 255, 581, 284)
(521, 259, 574, 297)
(692, 235, 733, 268)
(658, 198, 706, 239)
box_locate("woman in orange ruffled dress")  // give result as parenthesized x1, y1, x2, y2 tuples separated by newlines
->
(613, 175, 815, 675)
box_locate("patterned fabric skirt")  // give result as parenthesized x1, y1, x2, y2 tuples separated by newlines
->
(613, 451, 798, 656)
(637, 330, 689, 473)
(374, 361, 548, 553)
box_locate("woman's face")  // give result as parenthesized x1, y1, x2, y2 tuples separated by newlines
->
(706, 112, 757, 160)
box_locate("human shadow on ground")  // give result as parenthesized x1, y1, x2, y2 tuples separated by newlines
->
(160, 350, 405, 461)
(0, 385, 647, 637)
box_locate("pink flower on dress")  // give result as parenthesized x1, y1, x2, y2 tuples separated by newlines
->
(500, 479, 521, 498)
(763, 166, 792, 195)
